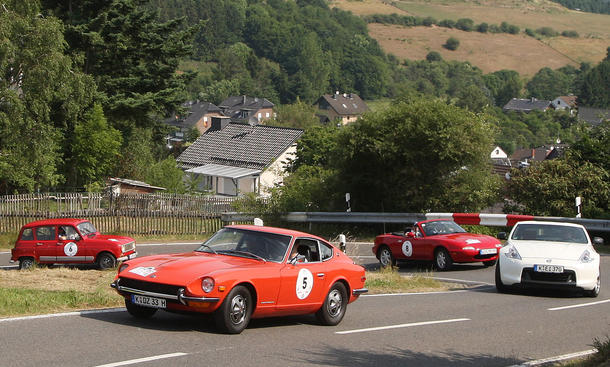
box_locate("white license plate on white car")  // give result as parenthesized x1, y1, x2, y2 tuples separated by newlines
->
(534, 264, 564, 273)
(479, 248, 497, 255)
(131, 294, 166, 309)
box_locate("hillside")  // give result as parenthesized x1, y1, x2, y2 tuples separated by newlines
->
(332, 0, 610, 76)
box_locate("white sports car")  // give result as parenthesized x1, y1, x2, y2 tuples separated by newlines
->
(496, 221, 603, 297)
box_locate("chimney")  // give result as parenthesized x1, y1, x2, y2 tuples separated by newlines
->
(209, 116, 231, 132)
(242, 95, 246, 105)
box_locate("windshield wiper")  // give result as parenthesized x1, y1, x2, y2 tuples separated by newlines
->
(197, 244, 217, 254)
(218, 250, 266, 262)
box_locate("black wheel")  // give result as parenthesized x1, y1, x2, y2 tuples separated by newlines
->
(378, 246, 396, 268)
(495, 261, 508, 293)
(316, 282, 348, 326)
(434, 248, 453, 271)
(214, 285, 252, 334)
(483, 259, 497, 267)
(19, 257, 35, 270)
(97, 253, 116, 269)
(584, 273, 600, 298)
(125, 298, 157, 318)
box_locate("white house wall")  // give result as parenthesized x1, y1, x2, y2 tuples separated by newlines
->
(259, 144, 298, 196)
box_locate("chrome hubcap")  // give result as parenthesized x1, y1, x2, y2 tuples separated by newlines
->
(437, 252, 446, 268)
(229, 294, 247, 325)
(327, 289, 342, 317)
(380, 249, 391, 266)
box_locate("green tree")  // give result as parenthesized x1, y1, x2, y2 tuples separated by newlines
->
(146, 157, 186, 193)
(526, 67, 574, 100)
(484, 70, 523, 107)
(268, 99, 320, 130)
(426, 51, 442, 62)
(70, 104, 122, 188)
(444, 37, 460, 51)
(578, 56, 610, 108)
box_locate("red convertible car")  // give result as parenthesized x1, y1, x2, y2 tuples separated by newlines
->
(373, 219, 502, 270)
(111, 225, 367, 334)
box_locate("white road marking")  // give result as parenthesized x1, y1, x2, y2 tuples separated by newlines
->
(507, 349, 597, 366)
(362, 290, 468, 297)
(548, 299, 610, 311)
(93, 352, 188, 367)
(137, 242, 201, 247)
(0, 308, 125, 323)
(429, 276, 493, 286)
(0, 251, 10, 255)
(335, 318, 470, 334)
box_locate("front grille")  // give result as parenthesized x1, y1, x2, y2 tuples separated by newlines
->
(521, 268, 576, 284)
(118, 277, 181, 296)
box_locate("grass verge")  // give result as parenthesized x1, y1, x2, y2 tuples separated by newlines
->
(562, 336, 610, 366)
(366, 266, 459, 294)
(0, 267, 123, 318)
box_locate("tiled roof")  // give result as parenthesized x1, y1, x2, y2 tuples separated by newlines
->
(218, 95, 274, 119)
(578, 107, 610, 126)
(318, 93, 369, 116)
(503, 98, 550, 112)
(555, 95, 577, 107)
(177, 123, 303, 170)
(165, 101, 221, 129)
(107, 177, 166, 191)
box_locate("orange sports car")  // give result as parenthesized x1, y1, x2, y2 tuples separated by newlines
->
(111, 225, 367, 334)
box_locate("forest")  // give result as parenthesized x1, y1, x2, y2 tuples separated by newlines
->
(0, 0, 608, 218)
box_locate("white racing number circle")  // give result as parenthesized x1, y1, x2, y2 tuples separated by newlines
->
(401, 241, 413, 257)
(296, 268, 314, 300)
(64, 242, 78, 257)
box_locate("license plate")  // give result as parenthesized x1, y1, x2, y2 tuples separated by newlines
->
(479, 248, 497, 255)
(534, 264, 564, 273)
(131, 294, 166, 309)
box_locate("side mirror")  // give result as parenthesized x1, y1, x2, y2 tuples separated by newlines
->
(289, 254, 306, 265)
(497, 232, 507, 240)
(593, 237, 605, 246)
(405, 231, 415, 238)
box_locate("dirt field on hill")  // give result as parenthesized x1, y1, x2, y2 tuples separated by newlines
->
(369, 24, 579, 76)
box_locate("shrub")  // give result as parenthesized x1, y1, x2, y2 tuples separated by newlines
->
(456, 18, 474, 31)
(426, 51, 442, 62)
(476, 22, 489, 33)
(525, 28, 536, 37)
(561, 30, 579, 38)
(438, 19, 456, 28)
(444, 37, 460, 51)
(536, 27, 559, 37)
(422, 16, 436, 26)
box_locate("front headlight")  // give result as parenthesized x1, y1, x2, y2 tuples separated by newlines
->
(201, 277, 215, 293)
(579, 249, 594, 263)
(119, 263, 129, 273)
(462, 246, 475, 250)
(504, 246, 522, 260)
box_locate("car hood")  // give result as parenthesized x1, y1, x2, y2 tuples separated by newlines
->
(122, 252, 265, 284)
(511, 241, 590, 260)
(434, 233, 500, 247)
(91, 234, 134, 244)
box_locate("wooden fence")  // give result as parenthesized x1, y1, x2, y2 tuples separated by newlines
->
(0, 192, 238, 235)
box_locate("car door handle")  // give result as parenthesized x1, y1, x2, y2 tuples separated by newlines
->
(317, 273, 325, 278)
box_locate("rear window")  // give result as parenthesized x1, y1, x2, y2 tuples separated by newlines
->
(511, 224, 588, 244)
(20, 228, 34, 241)
(35, 226, 56, 241)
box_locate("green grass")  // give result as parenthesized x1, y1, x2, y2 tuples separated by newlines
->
(366, 266, 456, 293)
(561, 336, 610, 366)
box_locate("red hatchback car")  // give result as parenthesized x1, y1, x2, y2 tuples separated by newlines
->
(373, 219, 502, 270)
(11, 218, 137, 269)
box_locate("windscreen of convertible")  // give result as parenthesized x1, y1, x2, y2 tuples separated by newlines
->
(196, 228, 292, 262)
(421, 221, 466, 236)
(511, 224, 588, 244)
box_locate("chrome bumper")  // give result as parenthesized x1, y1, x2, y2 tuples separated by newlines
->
(352, 288, 368, 295)
(117, 252, 138, 262)
(111, 280, 220, 305)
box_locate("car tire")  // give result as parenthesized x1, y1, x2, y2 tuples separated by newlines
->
(19, 257, 35, 270)
(495, 262, 509, 293)
(214, 285, 252, 334)
(97, 253, 116, 269)
(483, 259, 497, 267)
(584, 273, 600, 298)
(434, 248, 453, 271)
(378, 246, 396, 268)
(316, 282, 348, 326)
(125, 298, 157, 318)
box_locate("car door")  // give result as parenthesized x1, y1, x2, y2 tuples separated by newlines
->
(34, 226, 57, 263)
(56, 225, 88, 263)
(277, 238, 328, 313)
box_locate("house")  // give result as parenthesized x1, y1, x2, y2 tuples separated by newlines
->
(578, 107, 610, 126)
(509, 145, 564, 167)
(218, 95, 275, 125)
(551, 95, 577, 114)
(106, 177, 166, 194)
(164, 101, 223, 146)
(315, 92, 369, 125)
(490, 146, 511, 177)
(503, 98, 551, 113)
(176, 117, 303, 196)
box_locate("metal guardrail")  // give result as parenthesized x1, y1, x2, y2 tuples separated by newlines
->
(221, 212, 610, 233)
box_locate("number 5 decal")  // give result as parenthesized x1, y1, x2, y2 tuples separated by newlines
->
(296, 268, 314, 299)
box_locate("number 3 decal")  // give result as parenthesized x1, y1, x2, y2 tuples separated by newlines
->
(296, 268, 314, 299)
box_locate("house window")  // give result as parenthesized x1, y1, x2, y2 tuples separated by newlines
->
(265, 112, 270, 118)
(204, 116, 208, 122)
(258, 113, 262, 119)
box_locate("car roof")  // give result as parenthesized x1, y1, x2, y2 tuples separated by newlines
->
(226, 224, 327, 241)
(21, 218, 90, 228)
(514, 220, 585, 229)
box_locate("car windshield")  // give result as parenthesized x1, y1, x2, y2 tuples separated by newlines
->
(196, 228, 292, 262)
(511, 224, 588, 244)
(77, 221, 97, 236)
(420, 221, 466, 236)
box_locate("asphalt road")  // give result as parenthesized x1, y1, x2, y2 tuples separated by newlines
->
(1, 243, 609, 367)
